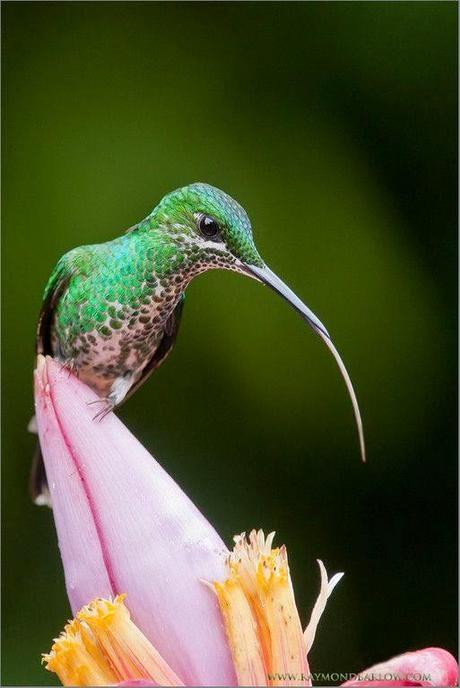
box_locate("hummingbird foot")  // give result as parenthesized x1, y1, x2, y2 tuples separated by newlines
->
(86, 374, 134, 421)
(59, 358, 79, 379)
(86, 398, 115, 422)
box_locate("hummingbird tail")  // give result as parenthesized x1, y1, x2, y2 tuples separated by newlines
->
(28, 416, 52, 507)
(30, 442, 51, 507)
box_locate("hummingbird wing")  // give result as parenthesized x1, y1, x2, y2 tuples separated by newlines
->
(36, 258, 73, 356)
(121, 294, 185, 405)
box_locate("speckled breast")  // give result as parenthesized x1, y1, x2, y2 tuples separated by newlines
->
(51, 281, 184, 397)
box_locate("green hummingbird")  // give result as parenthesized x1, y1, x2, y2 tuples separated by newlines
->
(31, 182, 365, 504)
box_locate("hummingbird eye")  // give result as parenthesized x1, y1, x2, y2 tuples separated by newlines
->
(196, 214, 221, 239)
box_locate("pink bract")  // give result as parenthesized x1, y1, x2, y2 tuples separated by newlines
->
(34, 355, 236, 686)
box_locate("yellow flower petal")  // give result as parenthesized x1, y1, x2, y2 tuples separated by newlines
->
(43, 617, 118, 686)
(214, 578, 267, 686)
(43, 595, 183, 686)
(214, 530, 310, 687)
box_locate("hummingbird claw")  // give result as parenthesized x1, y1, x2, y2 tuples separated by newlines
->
(91, 401, 114, 422)
(59, 358, 78, 378)
(86, 397, 114, 420)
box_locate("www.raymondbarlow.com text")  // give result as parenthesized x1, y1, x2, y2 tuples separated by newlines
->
(267, 671, 432, 683)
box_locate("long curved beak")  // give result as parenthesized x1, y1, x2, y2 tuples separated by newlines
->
(242, 262, 366, 463)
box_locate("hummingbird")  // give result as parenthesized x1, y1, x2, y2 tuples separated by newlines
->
(31, 182, 365, 505)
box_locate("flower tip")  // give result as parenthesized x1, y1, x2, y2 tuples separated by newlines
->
(36, 353, 46, 373)
(34, 353, 49, 391)
(342, 647, 459, 687)
(328, 571, 345, 593)
(424, 647, 459, 686)
(316, 559, 344, 592)
(304, 560, 344, 654)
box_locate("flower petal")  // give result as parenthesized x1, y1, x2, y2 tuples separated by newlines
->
(214, 530, 311, 687)
(43, 596, 182, 687)
(35, 356, 236, 687)
(213, 578, 267, 686)
(342, 647, 459, 687)
(77, 595, 183, 685)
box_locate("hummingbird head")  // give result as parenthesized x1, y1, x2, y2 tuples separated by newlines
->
(151, 182, 264, 269)
(150, 182, 365, 462)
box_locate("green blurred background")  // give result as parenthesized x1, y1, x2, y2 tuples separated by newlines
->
(2, 2, 457, 685)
